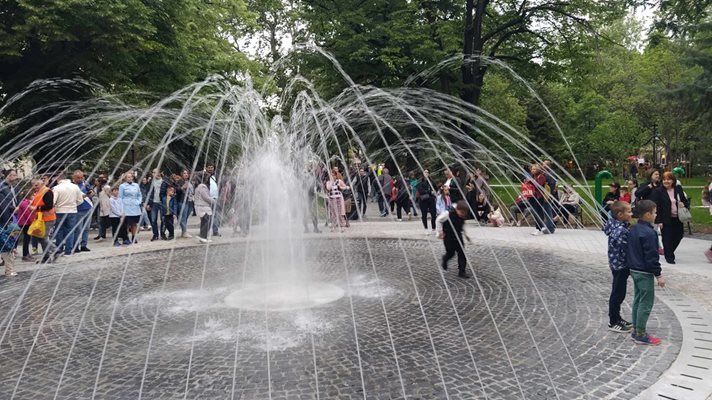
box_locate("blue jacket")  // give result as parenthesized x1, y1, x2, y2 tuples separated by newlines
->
(603, 217, 629, 271)
(627, 221, 661, 277)
(0, 223, 20, 253)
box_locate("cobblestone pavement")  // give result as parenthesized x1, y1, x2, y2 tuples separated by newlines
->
(0, 232, 681, 399)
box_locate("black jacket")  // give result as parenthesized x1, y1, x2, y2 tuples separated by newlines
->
(416, 178, 436, 201)
(650, 185, 689, 225)
(0, 182, 16, 227)
(635, 181, 659, 202)
(627, 220, 661, 276)
(442, 209, 465, 242)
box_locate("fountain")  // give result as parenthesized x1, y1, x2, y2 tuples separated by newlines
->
(0, 53, 684, 399)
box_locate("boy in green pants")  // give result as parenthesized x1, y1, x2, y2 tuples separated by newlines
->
(627, 200, 666, 345)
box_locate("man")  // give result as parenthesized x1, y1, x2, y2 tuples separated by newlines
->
(52, 172, 83, 256)
(0, 169, 18, 229)
(354, 167, 369, 218)
(72, 170, 94, 252)
(145, 168, 168, 241)
(205, 163, 221, 236)
(444, 168, 465, 203)
(376, 168, 393, 217)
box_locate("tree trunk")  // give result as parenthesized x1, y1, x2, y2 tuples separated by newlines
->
(461, 0, 488, 107)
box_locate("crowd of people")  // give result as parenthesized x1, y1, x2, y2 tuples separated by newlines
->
(0, 159, 708, 279)
(0, 163, 228, 275)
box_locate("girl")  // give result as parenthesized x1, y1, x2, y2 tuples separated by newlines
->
(15, 189, 36, 262)
(436, 185, 452, 215)
(326, 171, 349, 231)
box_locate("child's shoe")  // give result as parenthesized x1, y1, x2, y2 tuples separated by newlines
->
(608, 322, 632, 333)
(631, 332, 662, 346)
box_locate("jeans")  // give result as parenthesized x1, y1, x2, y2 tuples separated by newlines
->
(356, 192, 367, 217)
(149, 204, 165, 238)
(661, 218, 684, 262)
(609, 268, 630, 325)
(419, 198, 436, 230)
(179, 201, 193, 234)
(54, 213, 77, 255)
(542, 201, 556, 233)
(74, 208, 92, 249)
(442, 239, 466, 273)
(528, 198, 545, 231)
(377, 193, 389, 216)
(212, 202, 222, 235)
(631, 270, 655, 336)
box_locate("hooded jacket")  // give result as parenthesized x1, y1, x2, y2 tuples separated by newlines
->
(603, 217, 629, 271)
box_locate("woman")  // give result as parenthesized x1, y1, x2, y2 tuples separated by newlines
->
(555, 185, 580, 225)
(651, 171, 689, 264)
(326, 171, 349, 231)
(416, 169, 437, 234)
(474, 193, 490, 224)
(635, 169, 660, 202)
(600, 182, 620, 220)
(179, 169, 194, 238)
(527, 164, 549, 235)
(119, 171, 142, 244)
(626, 180, 638, 205)
(28, 177, 58, 263)
(193, 173, 213, 243)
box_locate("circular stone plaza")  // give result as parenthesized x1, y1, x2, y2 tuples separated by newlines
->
(1, 218, 711, 400)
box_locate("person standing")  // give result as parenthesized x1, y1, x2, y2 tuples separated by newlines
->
(145, 168, 168, 241)
(204, 163, 221, 237)
(119, 171, 142, 244)
(52, 173, 83, 256)
(528, 164, 549, 236)
(635, 169, 660, 202)
(627, 199, 665, 345)
(179, 169, 194, 238)
(194, 173, 214, 243)
(138, 176, 151, 230)
(377, 168, 393, 217)
(436, 200, 471, 279)
(95, 181, 111, 241)
(326, 171, 349, 231)
(395, 176, 412, 221)
(0, 169, 18, 229)
(408, 171, 418, 217)
(28, 178, 58, 263)
(444, 168, 464, 204)
(161, 186, 177, 240)
(72, 170, 93, 252)
(416, 169, 437, 235)
(354, 167, 369, 219)
(650, 171, 689, 264)
(603, 201, 633, 332)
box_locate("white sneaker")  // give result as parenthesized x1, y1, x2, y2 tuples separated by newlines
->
(198, 237, 208, 243)
(531, 230, 543, 236)
(425, 230, 431, 235)
(396, 218, 402, 222)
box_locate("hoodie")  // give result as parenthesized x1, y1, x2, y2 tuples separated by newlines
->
(603, 217, 629, 271)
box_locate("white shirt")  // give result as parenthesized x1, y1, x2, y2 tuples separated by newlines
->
(53, 179, 83, 214)
(209, 175, 219, 200)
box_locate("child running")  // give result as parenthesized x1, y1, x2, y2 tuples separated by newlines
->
(603, 201, 633, 332)
(436, 200, 471, 279)
(627, 199, 666, 345)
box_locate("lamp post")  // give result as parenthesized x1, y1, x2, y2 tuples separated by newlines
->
(651, 123, 658, 168)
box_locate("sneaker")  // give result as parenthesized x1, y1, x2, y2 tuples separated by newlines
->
(407, 213, 412, 221)
(181, 232, 193, 238)
(619, 319, 633, 330)
(425, 230, 431, 235)
(150, 236, 159, 242)
(458, 272, 471, 279)
(542, 228, 551, 234)
(531, 230, 543, 236)
(396, 218, 403, 222)
(32, 248, 39, 255)
(80, 247, 90, 252)
(631, 333, 662, 346)
(608, 322, 632, 333)
(166, 236, 174, 241)
(516, 221, 521, 227)
(198, 237, 209, 243)
(113, 242, 122, 247)
(123, 240, 132, 246)
(441, 263, 448, 271)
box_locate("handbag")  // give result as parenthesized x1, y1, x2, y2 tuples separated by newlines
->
(677, 193, 692, 223)
(28, 212, 46, 238)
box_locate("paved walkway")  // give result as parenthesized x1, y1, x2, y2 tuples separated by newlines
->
(7, 214, 712, 399)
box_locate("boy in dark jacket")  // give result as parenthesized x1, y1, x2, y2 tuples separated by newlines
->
(436, 200, 471, 279)
(603, 201, 633, 332)
(160, 186, 178, 240)
(627, 199, 666, 345)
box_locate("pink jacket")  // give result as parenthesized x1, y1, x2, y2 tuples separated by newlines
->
(16, 198, 36, 227)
